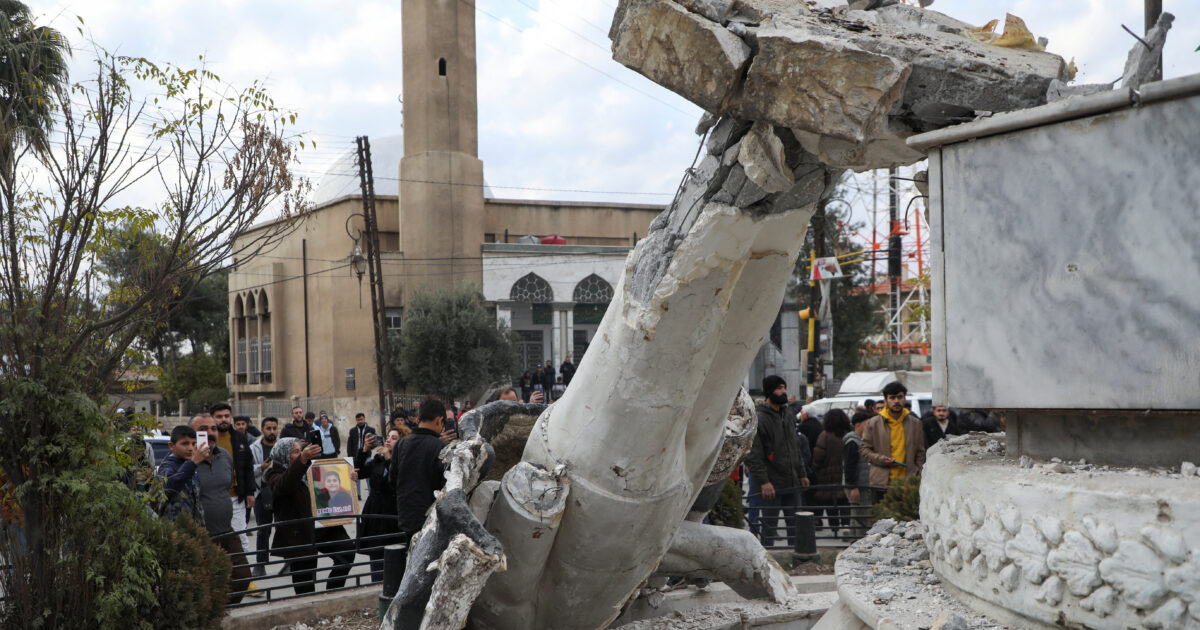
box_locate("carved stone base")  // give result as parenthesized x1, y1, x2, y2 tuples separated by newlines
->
(922, 433, 1200, 630)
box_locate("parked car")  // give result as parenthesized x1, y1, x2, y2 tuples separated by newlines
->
(143, 436, 172, 468)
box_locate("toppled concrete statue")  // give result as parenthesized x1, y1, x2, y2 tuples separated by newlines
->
(381, 2, 1070, 629)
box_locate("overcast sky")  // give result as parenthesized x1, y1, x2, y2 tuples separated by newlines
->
(30, 0, 1200, 213)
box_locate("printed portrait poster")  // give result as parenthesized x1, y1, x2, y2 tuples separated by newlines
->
(309, 459, 359, 527)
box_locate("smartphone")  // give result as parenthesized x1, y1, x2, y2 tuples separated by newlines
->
(196, 431, 208, 447)
(306, 429, 323, 446)
(533, 384, 543, 392)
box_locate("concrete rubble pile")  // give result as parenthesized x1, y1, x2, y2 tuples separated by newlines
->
(380, 2, 1069, 629)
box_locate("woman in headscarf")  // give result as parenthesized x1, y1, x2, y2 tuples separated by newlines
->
(264, 436, 356, 594)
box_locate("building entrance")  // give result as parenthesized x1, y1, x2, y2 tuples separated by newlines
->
(516, 330, 544, 373)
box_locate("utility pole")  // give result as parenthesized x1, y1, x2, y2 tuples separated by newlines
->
(888, 167, 902, 349)
(806, 198, 827, 399)
(1145, 0, 1163, 82)
(356, 136, 393, 433)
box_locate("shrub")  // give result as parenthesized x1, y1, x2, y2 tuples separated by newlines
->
(146, 516, 230, 630)
(872, 475, 920, 522)
(707, 478, 745, 529)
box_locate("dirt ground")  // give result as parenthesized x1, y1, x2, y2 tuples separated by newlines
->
(270, 608, 379, 630)
(788, 561, 835, 576)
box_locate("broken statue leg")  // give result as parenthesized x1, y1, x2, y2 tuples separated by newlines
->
(651, 386, 795, 603)
(470, 462, 569, 627)
(471, 113, 835, 629)
(655, 520, 796, 602)
(381, 489, 504, 630)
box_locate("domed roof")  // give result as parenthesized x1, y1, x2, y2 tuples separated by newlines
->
(311, 134, 493, 206)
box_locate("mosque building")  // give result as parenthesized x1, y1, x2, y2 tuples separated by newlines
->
(226, 0, 801, 421)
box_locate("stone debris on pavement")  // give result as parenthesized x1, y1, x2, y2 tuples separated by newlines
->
(610, 591, 838, 630)
(836, 518, 1012, 629)
(937, 433, 1199, 480)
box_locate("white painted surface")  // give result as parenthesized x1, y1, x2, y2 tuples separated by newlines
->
(930, 85, 1200, 408)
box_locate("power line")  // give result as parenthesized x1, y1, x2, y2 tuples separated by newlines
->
(465, 0, 697, 120)
(369, 173, 673, 197)
(508, 0, 613, 55)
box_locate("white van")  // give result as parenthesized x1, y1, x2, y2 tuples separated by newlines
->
(806, 392, 933, 420)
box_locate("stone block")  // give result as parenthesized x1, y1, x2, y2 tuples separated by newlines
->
(675, 0, 732, 23)
(611, 0, 751, 114)
(738, 22, 911, 143)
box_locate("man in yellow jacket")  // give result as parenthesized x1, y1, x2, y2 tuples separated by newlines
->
(860, 381, 926, 503)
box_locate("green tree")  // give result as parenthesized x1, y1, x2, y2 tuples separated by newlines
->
(158, 351, 229, 408)
(0, 0, 69, 173)
(0, 8, 307, 625)
(95, 223, 230, 368)
(794, 183, 886, 378)
(393, 283, 518, 402)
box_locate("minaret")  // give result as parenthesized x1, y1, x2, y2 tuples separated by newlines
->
(399, 0, 485, 300)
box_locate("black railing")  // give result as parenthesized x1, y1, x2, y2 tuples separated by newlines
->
(212, 513, 406, 608)
(742, 483, 875, 549)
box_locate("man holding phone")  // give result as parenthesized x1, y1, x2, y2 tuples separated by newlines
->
(189, 414, 252, 603)
(860, 381, 926, 503)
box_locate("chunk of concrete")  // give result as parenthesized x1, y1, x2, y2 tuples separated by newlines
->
(1121, 12, 1174, 89)
(739, 23, 911, 143)
(737, 121, 795, 194)
(611, 0, 751, 113)
(675, 0, 732, 23)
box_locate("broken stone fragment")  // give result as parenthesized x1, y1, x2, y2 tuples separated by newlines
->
(930, 611, 970, 630)
(1181, 461, 1197, 477)
(738, 22, 911, 144)
(1122, 12, 1174, 89)
(1045, 79, 1114, 103)
(610, 0, 751, 113)
(674, 0, 732, 23)
(737, 121, 794, 193)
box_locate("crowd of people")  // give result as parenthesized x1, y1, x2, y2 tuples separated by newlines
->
(515, 357, 575, 403)
(743, 374, 987, 546)
(152, 367, 992, 601)
(154, 397, 471, 600)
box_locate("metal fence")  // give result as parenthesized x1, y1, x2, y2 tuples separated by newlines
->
(742, 483, 875, 550)
(216, 514, 404, 608)
(214, 484, 870, 608)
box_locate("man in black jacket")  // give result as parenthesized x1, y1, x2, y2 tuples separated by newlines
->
(744, 375, 810, 547)
(346, 412, 376, 460)
(280, 406, 308, 439)
(921, 404, 962, 449)
(392, 398, 449, 538)
(541, 360, 556, 392)
(347, 412, 376, 498)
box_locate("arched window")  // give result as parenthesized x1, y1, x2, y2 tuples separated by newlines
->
(234, 295, 246, 376)
(510, 273, 553, 303)
(572, 274, 614, 304)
